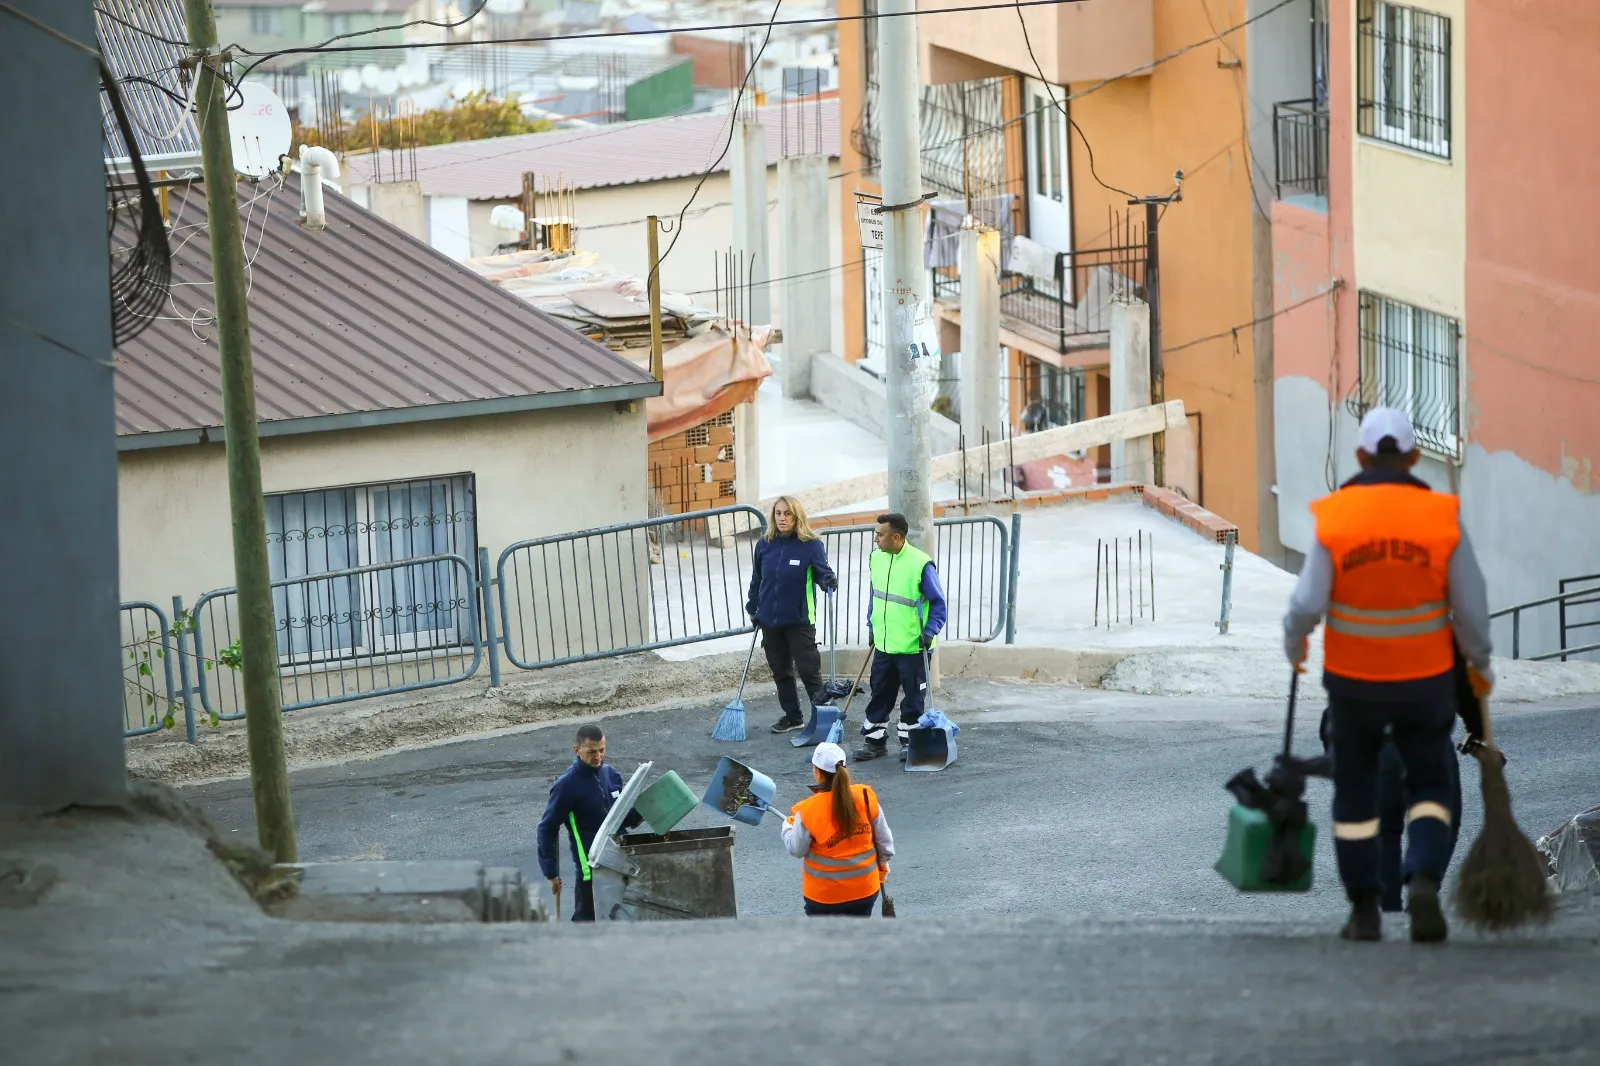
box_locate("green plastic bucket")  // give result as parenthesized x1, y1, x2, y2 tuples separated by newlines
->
(635, 771, 698, 835)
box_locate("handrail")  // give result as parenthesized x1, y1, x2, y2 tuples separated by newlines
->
(1489, 582, 1600, 660)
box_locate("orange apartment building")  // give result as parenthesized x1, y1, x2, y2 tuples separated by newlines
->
(1270, 0, 1600, 657)
(835, 0, 1306, 552)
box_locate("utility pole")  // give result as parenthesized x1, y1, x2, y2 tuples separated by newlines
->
(185, 0, 297, 863)
(878, 0, 933, 557)
(647, 215, 664, 383)
(1130, 187, 1182, 488)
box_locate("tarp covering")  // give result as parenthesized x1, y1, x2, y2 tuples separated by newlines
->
(646, 324, 773, 442)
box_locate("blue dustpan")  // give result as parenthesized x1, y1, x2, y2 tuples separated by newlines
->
(791, 702, 845, 747)
(905, 645, 957, 772)
(700, 756, 780, 826)
(905, 723, 957, 771)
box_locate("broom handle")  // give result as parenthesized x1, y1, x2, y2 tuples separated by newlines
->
(1282, 669, 1299, 760)
(839, 645, 874, 718)
(1477, 695, 1494, 748)
(734, 627, 760, 701)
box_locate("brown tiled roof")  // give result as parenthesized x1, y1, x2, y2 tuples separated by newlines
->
(113, 174, 657, 448)
(343, 98, 840, 200)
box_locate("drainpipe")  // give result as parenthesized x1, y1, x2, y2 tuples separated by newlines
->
(299, 144, 341, 230)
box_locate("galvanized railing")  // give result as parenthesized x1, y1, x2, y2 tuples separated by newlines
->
(1492, 579, 1600, 662)
(819, 515, 1015, 646)
(119, 600, 182, 738)
(495, 505, 767, 671)
(188, 553, 482, 718)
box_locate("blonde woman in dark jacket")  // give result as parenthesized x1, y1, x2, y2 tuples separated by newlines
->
(747, 495, 837, 733)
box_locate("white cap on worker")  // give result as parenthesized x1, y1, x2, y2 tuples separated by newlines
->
(1357, 406, 1416, 456)
(811, 742, 848, 774)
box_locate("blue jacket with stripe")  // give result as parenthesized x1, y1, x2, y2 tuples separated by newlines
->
(536, 758, 642, 881)
(746, 533, 837, 628)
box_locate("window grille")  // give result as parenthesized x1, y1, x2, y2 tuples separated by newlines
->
(1350, 291, 1461, 458)
(263, 475, 478, 663)
(1357, 0, 1451, 157)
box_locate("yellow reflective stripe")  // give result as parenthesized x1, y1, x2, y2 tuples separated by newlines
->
(1333, 818, 1381, 841)
(1329, 600, 1447, 620)
(568, 811, 592, 882)
(1406, 801, 1453, 827)
(1326, 615, 1449, 638)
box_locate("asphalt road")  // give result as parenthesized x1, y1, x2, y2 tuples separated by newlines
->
(188, 681, 1599, 923)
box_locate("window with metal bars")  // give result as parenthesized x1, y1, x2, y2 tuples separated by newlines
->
(263, 475, 478, 663)
(1357, 0, 1451, 157)
(1351, 291, 1461, 458)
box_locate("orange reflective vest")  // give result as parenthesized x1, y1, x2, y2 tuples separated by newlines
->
(1310, 483, 1460, 682)
(791, 784, 883, 905)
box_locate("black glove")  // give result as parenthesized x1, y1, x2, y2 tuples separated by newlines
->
(919, 633, 933, 651)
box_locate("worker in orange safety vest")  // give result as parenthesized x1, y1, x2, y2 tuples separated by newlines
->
(1283, 407, 1494, 945)
(780, 742, 895, 916)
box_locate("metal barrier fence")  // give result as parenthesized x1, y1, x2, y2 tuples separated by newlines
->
(187, 553, 482, 718)
(495, 505, 768, 671)
(819, 515, 1014, 647)
(119, 600, 179, 738)
(1492, 580, 1600, 662)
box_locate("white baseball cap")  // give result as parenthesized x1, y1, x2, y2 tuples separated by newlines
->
(811, 742, 848, 774)
(1357, 407, 1416, 456)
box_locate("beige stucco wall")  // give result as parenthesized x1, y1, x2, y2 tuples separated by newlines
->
(117, 403, 647, 606)
(1350, 0, 1467, 320)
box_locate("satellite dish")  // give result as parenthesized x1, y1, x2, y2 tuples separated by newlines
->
(485, 0, 525, 11)
(339, 69, 363, 95)
(490, 205, 525, 232)
(360, 63, 382, 90)
(228, 81, 292, 178)
(374, 70, 400, 96)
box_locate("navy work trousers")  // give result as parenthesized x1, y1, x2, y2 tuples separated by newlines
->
(860, 650, 927, 743)
(804, 891, 879, 917)
(1330, 693, 1457, 901)
(1378, 740, 1463, 911)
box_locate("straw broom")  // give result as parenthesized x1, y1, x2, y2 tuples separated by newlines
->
(1453, 697, 1552, 931)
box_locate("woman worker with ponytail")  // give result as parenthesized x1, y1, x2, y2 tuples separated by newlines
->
(781, 742, 895, 916)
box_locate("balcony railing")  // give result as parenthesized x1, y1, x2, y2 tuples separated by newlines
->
(932, 243, 1148, 355)
(1273, 99, 1329, 201)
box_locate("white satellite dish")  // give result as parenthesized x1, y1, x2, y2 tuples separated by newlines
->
(339, 69, 363, 96)
(360, 63, 382, 90)
(374, 70, 400, 96)
(228, 81, 292, 178)
(490, 205, 525, 232)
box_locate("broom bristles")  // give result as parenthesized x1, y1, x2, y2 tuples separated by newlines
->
(711, 704, 746, 742)
(1454, 753, 1552, 931)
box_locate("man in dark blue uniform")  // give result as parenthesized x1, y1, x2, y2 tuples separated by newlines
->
(536, 724, 642, 922)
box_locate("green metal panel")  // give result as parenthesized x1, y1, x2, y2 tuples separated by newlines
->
(624, 59, 694, 122)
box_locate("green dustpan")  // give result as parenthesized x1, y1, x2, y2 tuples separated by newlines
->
(634, 770, 698, 835)
(1216, 670, 1316, 893)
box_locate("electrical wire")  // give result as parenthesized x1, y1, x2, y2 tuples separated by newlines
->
(93, 2, 187, 46)
(1012, 1, 1139, 201)
(656, 0, 785, 272)
(0, 1, 103, 57)
(1163, 281, 1340, 356)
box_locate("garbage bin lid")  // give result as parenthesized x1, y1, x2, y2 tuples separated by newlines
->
(587, 760, 652, 874)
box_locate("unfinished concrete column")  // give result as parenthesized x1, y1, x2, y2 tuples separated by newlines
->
(778, 154, 831, 399)
(1110, 300, 1155, 485)
(959, 223, 1003, 478)
(730, 117, 771, 326)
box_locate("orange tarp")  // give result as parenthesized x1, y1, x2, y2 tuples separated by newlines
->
(646, 325, 773, 442)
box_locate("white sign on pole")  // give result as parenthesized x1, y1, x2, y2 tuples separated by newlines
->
(856, 199, 884, 250)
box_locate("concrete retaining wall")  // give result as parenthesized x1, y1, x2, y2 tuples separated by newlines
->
(811, 352, 961, 455)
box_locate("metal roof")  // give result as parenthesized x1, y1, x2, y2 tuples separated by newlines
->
(344, 98, 840, 200)
(98, 0, 202, 166)
(113, 174, 658, 449)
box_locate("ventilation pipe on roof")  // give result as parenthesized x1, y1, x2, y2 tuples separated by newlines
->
(299, 145, 341, 230)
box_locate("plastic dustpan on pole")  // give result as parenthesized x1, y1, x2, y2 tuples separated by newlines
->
(700, 756, 780, 826)
(904, 646, 957, 772)
(1216, 671, 1316, 892)
(820, 591, 856, 702)
(792, 703, 844, 747)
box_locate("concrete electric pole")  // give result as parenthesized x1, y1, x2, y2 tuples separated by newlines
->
(877, 0, 934, 557)
(184, 0, 297, 862)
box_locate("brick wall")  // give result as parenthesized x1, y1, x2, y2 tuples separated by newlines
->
(648, 410, 738, 516)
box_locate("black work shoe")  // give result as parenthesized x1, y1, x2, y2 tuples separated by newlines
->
(1407, 874, 1448, 943)
(770, 715, 804, 734)
(1340, 891, 1382, 942)
(853, 742, 889, 761)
